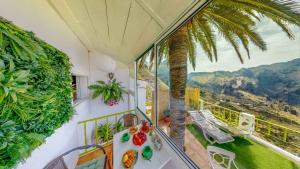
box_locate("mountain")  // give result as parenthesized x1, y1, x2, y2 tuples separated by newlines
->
(188, 58, 300, 106)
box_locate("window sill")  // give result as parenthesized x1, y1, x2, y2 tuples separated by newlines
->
(73, 97, 88, 107)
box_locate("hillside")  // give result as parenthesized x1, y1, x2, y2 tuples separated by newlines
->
(188, 58, 300, 106)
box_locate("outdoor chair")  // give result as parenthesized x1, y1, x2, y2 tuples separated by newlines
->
(189, 111, 234, 144)
(200, 110, 256, 137)
(43, 144, 111, 169)
(236, 112, 255, 136)
(207, 146, 239, 169)
(200, 110, 228, 128)
(117, 113, 139, 128)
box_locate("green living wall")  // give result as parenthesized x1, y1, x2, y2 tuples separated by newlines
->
(0, 17, 74, 168)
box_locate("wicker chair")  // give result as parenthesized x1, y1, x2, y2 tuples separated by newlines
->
(43, 144, 111, 169)
(117, 113, 139, 128)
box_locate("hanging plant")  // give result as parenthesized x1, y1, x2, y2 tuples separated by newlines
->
(88, 78, 126, 106)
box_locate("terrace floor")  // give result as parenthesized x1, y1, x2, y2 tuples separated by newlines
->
(184, 128, 211, 169)
(159, 119, 212, 168)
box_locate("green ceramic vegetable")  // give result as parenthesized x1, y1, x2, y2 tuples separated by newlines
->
(142, 146, 153, 160)
(121, 133, 130, 143)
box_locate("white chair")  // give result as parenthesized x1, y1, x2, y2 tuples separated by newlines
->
(207, 146, 238, 169)
(201, 110, 255, 137)
(200, 110, 228, 128)
(189, 111, 234, 144)
(237, 112, 255, 136)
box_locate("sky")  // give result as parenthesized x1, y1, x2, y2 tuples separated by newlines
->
(187, 19, 300, 73)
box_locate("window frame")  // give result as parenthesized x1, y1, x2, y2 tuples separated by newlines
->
(134, 0, 213, 168)
(72, 74, 89, 106)
(135, 45, 155, 125)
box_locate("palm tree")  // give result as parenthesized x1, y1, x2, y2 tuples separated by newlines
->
(157, 0, 300, 150)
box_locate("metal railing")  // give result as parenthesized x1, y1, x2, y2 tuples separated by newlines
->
(77, 109, 136, 155)
(199, 99, 300, 152)
(200, 99, 240, 126)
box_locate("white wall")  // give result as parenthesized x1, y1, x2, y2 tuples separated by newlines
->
(0, 0, 91, 169)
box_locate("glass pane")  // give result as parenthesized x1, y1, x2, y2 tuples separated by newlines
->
(136, 48, 155, 123)
(156, 1, 300, 169)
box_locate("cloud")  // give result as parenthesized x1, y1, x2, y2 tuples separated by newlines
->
(188, 19, 300, 73)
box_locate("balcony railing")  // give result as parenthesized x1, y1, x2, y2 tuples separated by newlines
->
(77, 109, 136, 155)
(199, 99, 300, 153)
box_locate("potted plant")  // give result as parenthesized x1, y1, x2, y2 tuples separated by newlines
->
(163, 110, 171, 123)
(113, 121, 124, 134)
(97, 124, 113, 143)
(88, 78, 126, 106)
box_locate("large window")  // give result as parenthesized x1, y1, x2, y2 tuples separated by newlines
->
(135, 0, 300, 169)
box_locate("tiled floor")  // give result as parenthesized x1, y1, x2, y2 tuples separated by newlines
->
(159, 119, 211, 169)
(185, 129, 211, 169)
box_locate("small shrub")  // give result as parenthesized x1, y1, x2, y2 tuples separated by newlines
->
(97, 124, 113, 143)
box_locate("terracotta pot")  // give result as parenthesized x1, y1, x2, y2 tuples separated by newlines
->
(164, 117, 171, 123)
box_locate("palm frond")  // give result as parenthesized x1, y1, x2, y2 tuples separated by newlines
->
(223, 29, 244, 63)
(271, 18, 295, 39)
(195, 16, 218, 61)
(157, 40, 169, 66)
(191, 20, 213, 62)
(187, 23, 197, 70)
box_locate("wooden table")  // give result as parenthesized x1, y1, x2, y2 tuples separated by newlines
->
(113, 126, 171, 169)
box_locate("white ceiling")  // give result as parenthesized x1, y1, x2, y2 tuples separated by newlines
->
(48, 0, 197, 63)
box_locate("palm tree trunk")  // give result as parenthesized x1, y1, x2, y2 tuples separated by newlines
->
(168, 27, 188, 150)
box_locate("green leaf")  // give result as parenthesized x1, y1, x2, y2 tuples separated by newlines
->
(10, 91, 17, 102)
(0, 59, 4, 69)
(96, 80, 105, 85)
(1, 120, 15, 128)
(0, 142, 7, 150)
(14, 70, 30, 82)
(3, 86, 9, 97)
(0, 71, 5, 81)
(0, 31, 3, 48)
(9, 59, 15, 72)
